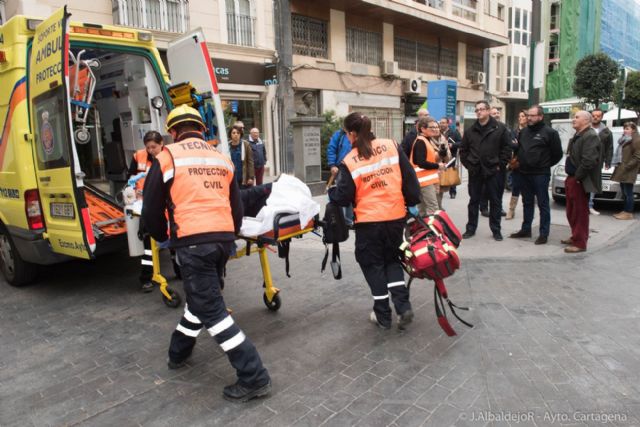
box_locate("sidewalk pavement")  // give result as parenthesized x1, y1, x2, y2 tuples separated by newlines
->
(313, 172, 638, 261)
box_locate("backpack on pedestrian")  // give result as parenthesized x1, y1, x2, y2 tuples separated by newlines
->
(400, 211, 472, 336)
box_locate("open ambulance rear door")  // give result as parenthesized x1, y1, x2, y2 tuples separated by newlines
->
(167, 28, 229, 156)
(28, 6, 95, 259)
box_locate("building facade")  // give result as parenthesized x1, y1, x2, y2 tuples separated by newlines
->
(289, 0, 508, 141)
(486, 0, 531, 129)
(5, 0, 279, 174)
(540, 0, 640, 118)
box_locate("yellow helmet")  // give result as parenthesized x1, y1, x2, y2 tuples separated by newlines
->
(166, 105, 206, 131)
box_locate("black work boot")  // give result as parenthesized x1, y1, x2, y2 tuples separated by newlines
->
(397, 309, 414, 330)
(223, 380, 272, 403)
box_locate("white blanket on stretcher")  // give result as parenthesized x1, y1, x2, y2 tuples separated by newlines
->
(240, 174, 320, 237)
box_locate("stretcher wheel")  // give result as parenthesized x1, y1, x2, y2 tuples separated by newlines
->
(163, 287, 182, 308)
(263, 292, 281, 311)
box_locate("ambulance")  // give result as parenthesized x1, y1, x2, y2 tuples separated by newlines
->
(0, 7, 227, 286)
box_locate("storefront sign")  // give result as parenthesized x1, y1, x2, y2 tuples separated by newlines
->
(543, 105, 572, 114)
(211, 58, 276, 86)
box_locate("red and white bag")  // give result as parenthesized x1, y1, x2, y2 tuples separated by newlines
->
(401, 214, 472, 336)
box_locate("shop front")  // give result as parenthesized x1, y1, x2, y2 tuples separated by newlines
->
(212, 58, 277, 174)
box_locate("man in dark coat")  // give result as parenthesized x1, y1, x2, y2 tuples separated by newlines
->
(563, 110, 602, 253)
(509, 105, 563, 245)
(459, 101, 513, 241)
(586, 109, 614, 215)
(401, 108, 429, 158)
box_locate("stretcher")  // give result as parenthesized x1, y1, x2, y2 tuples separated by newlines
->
(232, 212, 317, 311)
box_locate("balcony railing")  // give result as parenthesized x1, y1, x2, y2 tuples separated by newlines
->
(226, 13, 256, 47)
(112, 0, 189, 33)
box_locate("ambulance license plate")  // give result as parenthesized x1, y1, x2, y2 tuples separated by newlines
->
(50, 202, 75, 219)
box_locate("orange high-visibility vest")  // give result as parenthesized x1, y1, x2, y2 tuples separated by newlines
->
(133, 149, 152, 192)
(156, 137, 235, 238)
(409, 135, 440, 187)
(342, 139, 406, 223)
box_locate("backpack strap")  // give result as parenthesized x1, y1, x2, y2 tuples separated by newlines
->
(277, 239, 291, 278)
(321, 241, 342, 280)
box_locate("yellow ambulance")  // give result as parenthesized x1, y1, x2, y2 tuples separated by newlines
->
(0, 7, 227, 285)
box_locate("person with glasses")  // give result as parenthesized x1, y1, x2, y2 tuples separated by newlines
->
(460, 101, 513, 241)
(508, 105, 563, 245)
(411, 116, 446, 214)
(427, 119, 452, 209)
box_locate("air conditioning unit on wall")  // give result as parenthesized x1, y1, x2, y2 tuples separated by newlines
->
(405, 78, 422, 95)
(382, 61, 399, 77)
(473, 71, 486, 85)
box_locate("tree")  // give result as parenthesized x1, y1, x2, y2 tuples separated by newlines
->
(623, 70, 640, 118)
(573, 53, 619, 107)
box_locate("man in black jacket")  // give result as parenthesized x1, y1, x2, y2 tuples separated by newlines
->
(509, 105, 563, 245)
(401, 108, 429, 158)
(587, 109, 614, 215)
(460, 101, 513, 241)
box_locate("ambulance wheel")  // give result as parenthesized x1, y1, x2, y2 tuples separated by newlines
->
(163, 287, 182, 308)
(0, 224, 38, 287)
(263, 292, 281, 311)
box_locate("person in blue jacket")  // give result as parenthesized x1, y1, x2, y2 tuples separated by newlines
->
(327, 128, 354, 226)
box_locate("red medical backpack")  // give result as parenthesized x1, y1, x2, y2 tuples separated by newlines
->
(400, 211, 472, 336)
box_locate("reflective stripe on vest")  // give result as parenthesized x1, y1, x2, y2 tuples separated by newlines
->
(342, 139, 406, 223)
(410, 136, 439, 187)
(157, 137, 235, 238)
(133, 149, 152, 191)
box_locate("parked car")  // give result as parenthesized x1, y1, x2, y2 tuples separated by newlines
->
(551, 163, 640, 204)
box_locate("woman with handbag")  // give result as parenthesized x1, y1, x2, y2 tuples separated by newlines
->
(411, 117, 445, 214)
(426, 120, 452, 209)
(506, 109, 528, 220)
(329, 112, 421, 330)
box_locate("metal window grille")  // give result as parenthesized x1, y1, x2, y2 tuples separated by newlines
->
(395, 37, 457, 77)
(346, 27, 382, 66)
(292, 14, 328, 58)
(466, 53, 483, 80)
(112, 0, 189, 33)
(356, 107, 404, 142)
(227, 13, 256, 46)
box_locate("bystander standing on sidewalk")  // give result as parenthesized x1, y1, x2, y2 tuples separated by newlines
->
(508, 105, 563, 245)
(411, 117, 444, 215)
(587, 109, 613, 215)
(610, 122, 640, 220)
(563, 111, 602, 253)
(460, 101, 512, 241)
(440, 117, 462, 199)
(506, 109, 528, 220)
(248, 128, 267, 185)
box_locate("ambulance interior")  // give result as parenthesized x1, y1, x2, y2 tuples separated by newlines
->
(67, 47, 168, 241)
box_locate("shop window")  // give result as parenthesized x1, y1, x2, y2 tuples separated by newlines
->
(346, 27, 382, 66)
(221, 98, 264, 136)
(291, 14, 328, 59)
(226, 0, 255, 47)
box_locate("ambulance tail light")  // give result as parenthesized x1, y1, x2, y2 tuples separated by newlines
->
(25, 189, 45, 230)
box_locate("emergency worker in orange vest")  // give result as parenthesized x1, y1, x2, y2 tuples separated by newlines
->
(127, 131, 165, 292)
(141, 105, 271, 402)
(329, 112, 421, 330)
(411, 117, 446, 215)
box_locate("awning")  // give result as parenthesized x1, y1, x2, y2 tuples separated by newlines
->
(603, 108, 638, 121)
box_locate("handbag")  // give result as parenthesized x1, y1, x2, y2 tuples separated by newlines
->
(440, 166, 461, 187)
(508, 155, 520, 170)
(320, 202, 349, 279)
